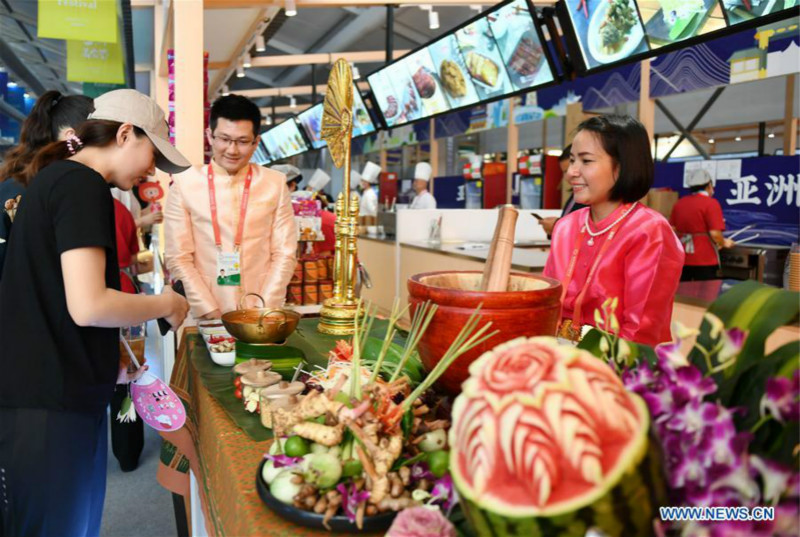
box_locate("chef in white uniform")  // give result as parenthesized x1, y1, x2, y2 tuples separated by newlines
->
(272, 164, 302, 192)
(358, 162, 381, 218)
(409, 162, 437, 210)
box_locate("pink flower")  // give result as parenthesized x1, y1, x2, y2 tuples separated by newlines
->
(386, 507, 456, 537)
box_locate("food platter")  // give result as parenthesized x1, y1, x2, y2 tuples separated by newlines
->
(587, 0, 645, 65)
(256, 460, 396, 532)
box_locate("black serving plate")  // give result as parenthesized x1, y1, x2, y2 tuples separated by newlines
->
(256, 460, 397, 533)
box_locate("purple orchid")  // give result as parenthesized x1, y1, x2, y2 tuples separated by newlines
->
(670, 445, 709, 489)
(749, 455, 793, 505)
(666, 400, 719, 438)
(717, 328, 747, 363)
(656, 339, 689, 369)
(670, 366, 717, 407)
(429, 474, 458, 514)
(336, 482, 370, 523)
(263, 453, 302, 468)
(760, 373, 800, 423)
(410, 461, 435, 482)
(622, 363, 655, 393)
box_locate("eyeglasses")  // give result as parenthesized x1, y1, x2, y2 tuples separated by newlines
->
(210, 134, 257, 149)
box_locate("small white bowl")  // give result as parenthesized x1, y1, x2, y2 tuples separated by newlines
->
(209, 350, 236, 367)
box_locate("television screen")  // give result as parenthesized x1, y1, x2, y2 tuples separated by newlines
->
(297, 104, 325, 150)
(720, 0, 797, 26)
(260, 118, 309, 161)
(297, 86, 377, 149)
(561, 0, 650, 71)
(639, 0, 727, 49)
(368, 0, 556, 128)
(251, 140, 271, 165)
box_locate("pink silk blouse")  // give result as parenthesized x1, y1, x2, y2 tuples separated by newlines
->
(543, 203, 685, 346)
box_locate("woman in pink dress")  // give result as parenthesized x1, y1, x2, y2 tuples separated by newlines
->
(543, 115, 684, 346)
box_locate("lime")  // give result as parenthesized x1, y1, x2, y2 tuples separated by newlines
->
(342, 459, 363, 478)
(284, 436, 310, 457)
(427, 450, 449, 478)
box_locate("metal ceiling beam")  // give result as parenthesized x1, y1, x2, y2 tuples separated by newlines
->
(269, 38, 305, 55)
(8, 38, 66, 57)
(0, 34, 47, 95)
(234, 81, 369, 98)
(211, 48, 408, 70)
(0, 95, 26, 122)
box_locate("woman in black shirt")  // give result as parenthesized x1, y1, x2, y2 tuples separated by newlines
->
(0, 89, 190, 537)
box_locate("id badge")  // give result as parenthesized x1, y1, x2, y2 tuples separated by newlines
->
(216, 251, 241, 286)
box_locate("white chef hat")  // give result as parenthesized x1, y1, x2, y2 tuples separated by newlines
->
(361, 162, 382, 184)
(308, 169, 331, 192)
(685, 169, 714, 188)
(350, 170, 362, 190)
(414, 162, 433, 182)
(272, 164, 302, 183)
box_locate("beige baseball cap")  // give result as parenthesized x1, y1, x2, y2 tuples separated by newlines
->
(88, 89, 191, 174)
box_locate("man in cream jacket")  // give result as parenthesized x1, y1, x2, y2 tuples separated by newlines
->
(165, 95, 297, 321)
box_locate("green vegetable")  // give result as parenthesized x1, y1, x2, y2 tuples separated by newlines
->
(284, 436, 310, 457)
(427, 450, 449, 478)
(333, 392, 352, 407)
(269, 437, 287, 455)
(302, 453, 343, 489)
(270, 470, 302, 504)
(310, 443, 329, 454)
(342, 459, 364, 478)
(418, 429, 447, 452)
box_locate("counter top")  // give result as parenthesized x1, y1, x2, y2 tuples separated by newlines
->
(358, 234, 396, 245)
(400, 240, 550, 271)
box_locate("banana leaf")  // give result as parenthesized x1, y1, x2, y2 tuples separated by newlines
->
(361, 336, 424, 386)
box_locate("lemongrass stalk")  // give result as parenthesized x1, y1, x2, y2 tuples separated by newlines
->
(351, 300, 364, 400)
(402, 306, 497, 411)
(358, 303, 377, 359)
(369, 299, 408, 384)
(390, 301, 438, 383)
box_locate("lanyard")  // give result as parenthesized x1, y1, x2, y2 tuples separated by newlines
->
(559, 204, 634, 329)
(207, 164, 253, 251)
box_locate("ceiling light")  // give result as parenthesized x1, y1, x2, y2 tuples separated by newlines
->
(735, 135, 742, 142)
(236, 61, 245, 78)
(285, 0, 297, 17)
(429, 9, 440, 30)
(222, 84, 230, 96)
(419, 4, 432, 11)
(351, 63, 360, 80)
(265, 115, 272, 125)
(768, 131, 775, 139)
(255, 35, 266, 52)
(7, 82, 17, 88)
(471, 5, 483, 12)
(23, 93, 29, 98)
(243, 53, 252, 68)
(708, 138, 715, 144)
(290, 95, 297, 108)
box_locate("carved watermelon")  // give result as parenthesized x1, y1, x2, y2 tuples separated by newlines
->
(450, 337, 665, 537)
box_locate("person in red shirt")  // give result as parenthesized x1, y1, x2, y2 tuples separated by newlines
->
(114, 198, 141, 294)
(670, 170, 735, 281)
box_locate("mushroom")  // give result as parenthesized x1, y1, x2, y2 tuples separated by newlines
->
(261, 381, 305, 400)
(234, 358, 272, 376)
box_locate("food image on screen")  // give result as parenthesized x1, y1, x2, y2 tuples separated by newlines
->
(385, 95, 398, 118)
(640, 0, 724, 48)
(599, 0, 639, 55)
(565, 0, 648, 69)
(465, 51, 500, 87)
(413, 66, 437, 99)
(440, 59, 468, 98)
(722, 0, 796, 26)
(509, 36, 543, 77)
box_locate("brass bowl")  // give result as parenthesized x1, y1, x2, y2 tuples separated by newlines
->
(222, 293, 301, 344)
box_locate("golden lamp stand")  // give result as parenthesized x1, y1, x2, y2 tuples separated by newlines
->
(317, 59, 362, 335)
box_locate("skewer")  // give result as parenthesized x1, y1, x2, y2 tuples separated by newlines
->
(733, 233, 761, 245)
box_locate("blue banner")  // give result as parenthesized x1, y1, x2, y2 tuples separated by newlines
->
(433, 175, 466, 209)
(654, 156, 800, 246)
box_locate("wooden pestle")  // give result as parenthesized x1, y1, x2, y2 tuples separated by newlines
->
(480, 205, 519, 292)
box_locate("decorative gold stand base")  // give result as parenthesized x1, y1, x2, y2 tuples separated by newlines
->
(317, 299, 361, 335)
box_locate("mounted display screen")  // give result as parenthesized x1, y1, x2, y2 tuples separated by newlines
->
(557, 0, 796, 73)
(367, 0, 556, 128)
(297, 86, 377, 150)
(251, 140, 271, 165)
(259, 118, 310, 161)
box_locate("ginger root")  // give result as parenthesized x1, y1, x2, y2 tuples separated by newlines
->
(292, 422, 344, 447)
